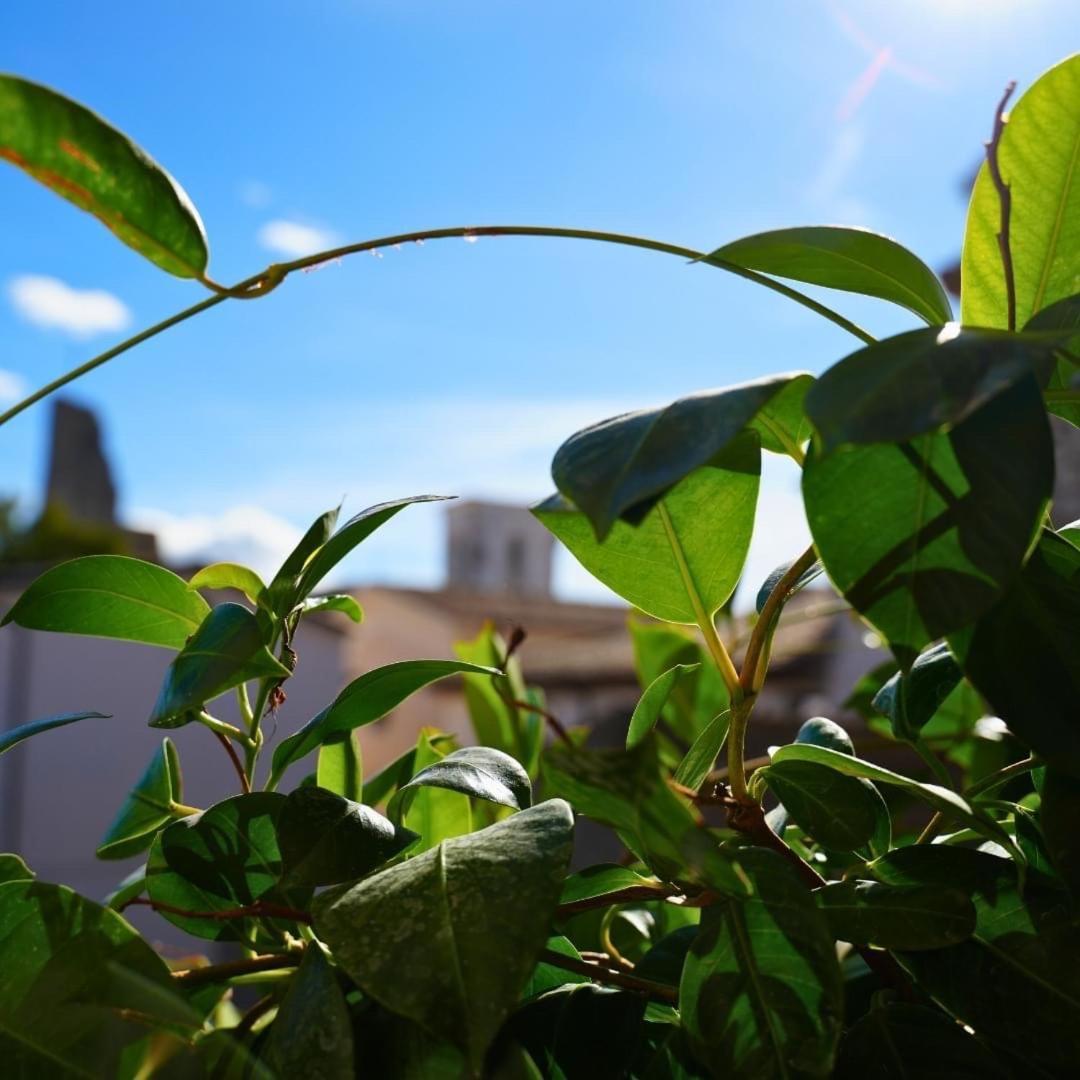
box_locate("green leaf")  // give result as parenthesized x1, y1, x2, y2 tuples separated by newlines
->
(0, 880, 199, 1076)
(388, 745, 531, 823)
(312, 799, 574, 1072)
(759, 760, 887, 852)
(317, 731, 363, 801)
(146, 792, 305, 941)
(815, 880, 975, 949)
(627, 663, 701, 749)
(264, 506, 340, 616)
(557, 865, 669, 912)
(791, 715, 854, 755)
(835, 1002, 1009, 1080)
(710, 226, 952, 325)
(0, 74, 208, 277)
(550, 373, 806, 538)
(872, 642, 963, 741)
(872, 846, 1080, 1068)
(0, 855, 33, 884)
(1038, 768, 1080, 896)
(0, 709, 109, 757)
(962, 54, 1080, 328)
(522, 936, 590, 998)
(97, 738, 184, 859)
(950, 531, 1080, 776)
(104, 864, 146, 911)
(401, 728, 473, 852)
(671, 709, 731, 790)
(277, 785, 417, 890)
(188, 562, 266, 605)
(148, 603, 289, 728)
(535, 437, 759, 624)
(269, 660, 497, 785)
(301, 593, 364, 622)
(754, 559, 823, 614)
(1026, 292, 1080, 427)
(771, 743, 1017, 856)
(2, 555, 210, 649)
(264, 948, 353, 1080)
(363, 744, 421, 808)
(804, 373, 1053, 667)
(680, 848, 842, 1078)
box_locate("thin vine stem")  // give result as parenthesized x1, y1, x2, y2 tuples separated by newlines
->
(0, 225, 875, 428)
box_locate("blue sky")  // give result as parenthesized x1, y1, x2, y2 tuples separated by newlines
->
(1, 1, 1076, 603)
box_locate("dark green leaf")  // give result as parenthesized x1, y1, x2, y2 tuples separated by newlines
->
(149, 603, 289, 727)
(264, 507, 339, 616)
(104, 864, 146, 911)
(0, 74, 208, 277)
(634, 925, 699, 987)
(627, 663, 701, 749)
(672, 710, 730, 790)
(0, 880, 199, 1076)
(549, 373, 806, 538)
(388, 745, 532, 822)
(951, 531, 1080, 776)
(400, 728, 473, 852)
(815, 880, 975, 949)
(521, 936, 590, 999)
(316, 731, 363, 801)
(792, 715, 855, 755)
(759, 760, 885, 852)
(962, 54, 1080, 328)
(313, 799, 574, 1072)
(0, 855, 33, 884)
(1039, 768, 1080, 896)
(98, 738, 184, 859)
(264, 947, 353, 1080)
(754, 559, 823, 614)
(300, 593, 364, 622)
(0, 709, 109, 757)
(277, 785, 416, 889)
(709, 226, 952, 325)
(1026, 292, 1080, 426)
(680, 848, 842, 1078)
(2, 555, 210, 649)
(146, 792, 305, 941)
(269, 660, 497, 785)
(188, 562, 266, 606)
(558, 865, 670, 911)
(362, 743, 421, 808)
(805, 374, 1053, 667)
(872, 846, 1080, 1068)
(535, 437, 759, 624)
(506, 985, 648, 1079)
(872, 642, 963, 741)
(835, 1002, 1010, 1080)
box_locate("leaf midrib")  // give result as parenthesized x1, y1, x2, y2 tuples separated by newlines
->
(20, 585, 204, 632)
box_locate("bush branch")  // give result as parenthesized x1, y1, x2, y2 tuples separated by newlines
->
(122, 897, 313, 924)
(539, 947, 678, 1003)
(172, 952, 302, 988)
(985, 81, 1018, 330)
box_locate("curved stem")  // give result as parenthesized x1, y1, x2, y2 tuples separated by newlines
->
(172, 952, 302, 989)
(538, 947, 677, 1004)
(966, 754, 1039, 799)
(0, 226, 875, 428)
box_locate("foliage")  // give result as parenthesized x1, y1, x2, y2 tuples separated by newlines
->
(0, 54, 1078, 1078)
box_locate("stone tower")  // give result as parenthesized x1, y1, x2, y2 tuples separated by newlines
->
(45, 399, 117, 525)
(446, 501, 554, 598)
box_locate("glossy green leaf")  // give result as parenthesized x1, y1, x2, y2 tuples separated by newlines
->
(754, 558, 823, 614)
(317, 730, 363, 801)
(0, 709, 109, 757)
(265, 947, 353, 1080)
(1038, 768, 1080, 895)
(277, 785, 416, 890)
(313, 799, 574, 1071)
(549, 373, 806, 538)
(557, 865, 670, 912)
(1, 555, 210, 649)
(146, 792, 305, 941)
(792, 715, 855, 755)
(835, 1002, 1009, 1080)
(951, 531, 1080, 776)
(0, 74, 208, 277)
(97, 738, 184, 859)
(759, 760, 885, 852)
(388, 745, 531, 823)
(0, 880, 198, 1076)
(522, 936, 590, 998)
(535, 438, 759, 625)
(264, 506, 339, 616)
(711, 226, 952, 325)
(815, 880, 975, 949)
(804, 373, 1053, 667)
(872, 846, 1080, 1068)
(0, 855, 33, 884)
(148, 603, 289, 727)
(188, 562, 266, 605)
(962, 54, 1080, 329)
(400, 728, 473, 852)
(672, 709, 731, 790)
(362, 743, 423, 808)
(269, 659, 497, 785)
(301, 593, 364, 622)
(771, 743, 1016, 855)
(680, 848, 842, 1078)
(104, 864, 146, 911)
(872, 642, 963, 741)
(1026, 292, 1080, 427)
(627, 663, 701, 748)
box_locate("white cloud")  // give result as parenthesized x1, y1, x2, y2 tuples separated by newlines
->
(7, 275, 131, 339)
(0, 368, 27, 404)
(239, 180, 272, 208)
(257, 220, 338, 258)
(129, 504, 303, 581)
